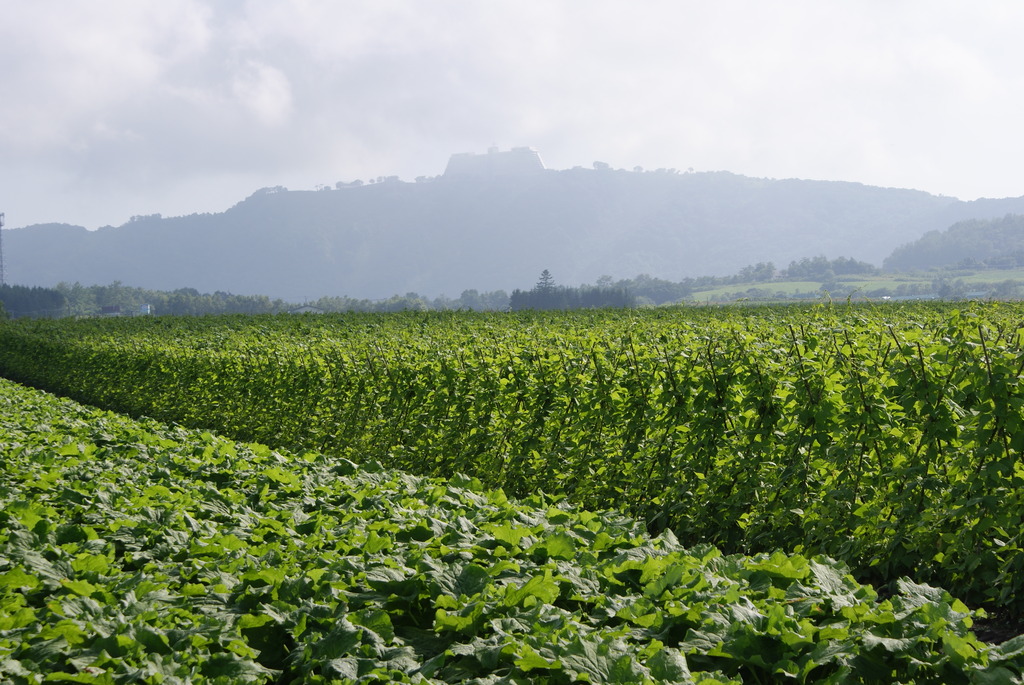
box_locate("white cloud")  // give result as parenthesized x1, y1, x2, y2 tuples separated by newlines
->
(230, 60, 293, 127)
(0, 2, 212, 149)
(3, 1, 1024, 229)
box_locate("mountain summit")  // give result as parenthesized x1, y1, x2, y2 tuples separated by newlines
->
(444, 146, 545, 177)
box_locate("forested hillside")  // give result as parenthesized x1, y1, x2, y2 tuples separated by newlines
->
(884, 214, 1024, 271)
(11, 168, 1022, 300)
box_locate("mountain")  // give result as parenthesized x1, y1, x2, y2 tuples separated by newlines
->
(7, 167, 1024, 300)
(884, 214, 1024, 271)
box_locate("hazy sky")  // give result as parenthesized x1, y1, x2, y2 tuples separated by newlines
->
(2, 1, 1023, 229)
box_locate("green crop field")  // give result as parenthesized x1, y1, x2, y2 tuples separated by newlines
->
(2, 377, 1022, 682)
(2, 302, 1024, 682)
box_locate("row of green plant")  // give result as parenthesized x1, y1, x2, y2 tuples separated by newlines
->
(2, 377, 1023, 683)
(1, 303, 1023, 615)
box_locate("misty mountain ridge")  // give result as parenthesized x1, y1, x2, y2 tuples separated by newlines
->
(884, 214, 1024, 271)
(8, 161, 1024, 301)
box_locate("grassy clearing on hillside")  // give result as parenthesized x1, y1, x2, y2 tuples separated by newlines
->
(688, 267, 1024, 303)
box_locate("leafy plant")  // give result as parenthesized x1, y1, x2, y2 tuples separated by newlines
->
(2, 377, 1022, 682)
(1, 303, 1024, 615)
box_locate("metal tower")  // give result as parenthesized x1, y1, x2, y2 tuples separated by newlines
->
(0, 212, 5, 286)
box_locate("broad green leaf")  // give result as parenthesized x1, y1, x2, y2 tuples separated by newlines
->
(515, 644, 559, 672)
(0, 567, 39, 591)
(505, 572, 560, 607)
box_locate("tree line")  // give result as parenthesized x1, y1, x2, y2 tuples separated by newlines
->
(0, 282, 514, 318)
(509, 270, 636, 310)
(0, 254, 914, 320)
(0, 285, 66, 318)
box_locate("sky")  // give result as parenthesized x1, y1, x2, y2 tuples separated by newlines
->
(2, 1, 1024, 229)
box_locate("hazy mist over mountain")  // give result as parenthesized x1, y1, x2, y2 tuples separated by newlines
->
(4, 4, 1024, 235)
(8, 163, 1024, 301)
(4, 5, 1024, 299)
